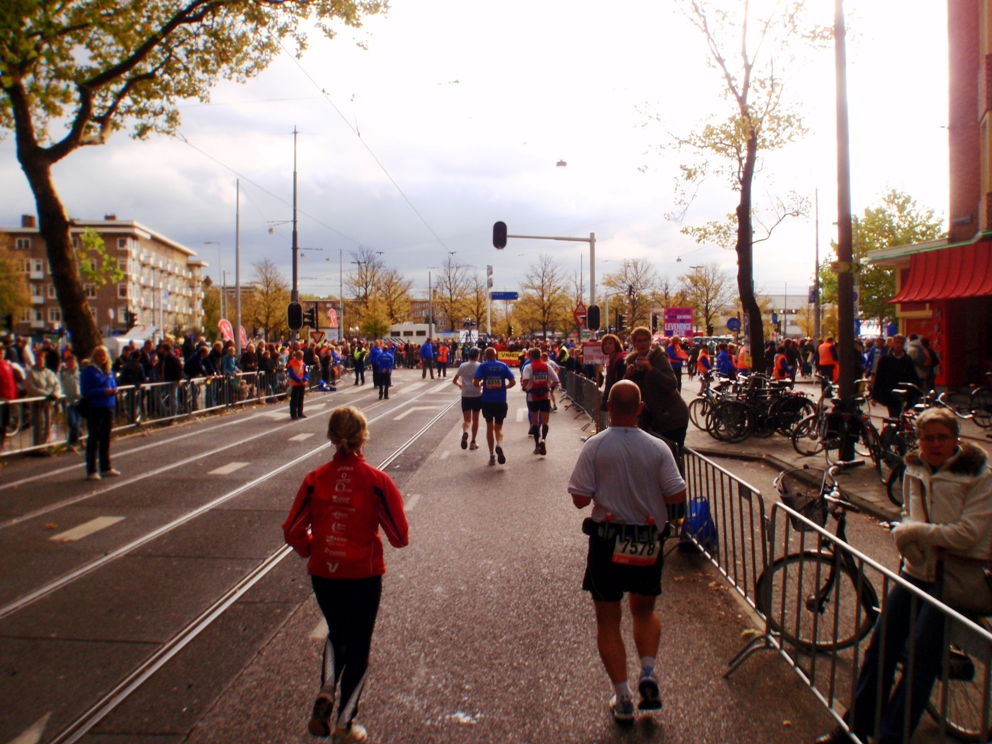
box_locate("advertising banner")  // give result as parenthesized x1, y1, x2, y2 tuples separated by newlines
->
(218, 318, 234, 342)
(663, 307, 693, 337)
(496, 351, 521, 367)
(581, 341, 608, 366)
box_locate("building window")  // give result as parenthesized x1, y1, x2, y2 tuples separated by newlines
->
(48, 307, 61, 323)
(84, 284, 97, 299)
(119, 306, 128, 324)
(118, 283, 128, 299)
(33, 259, 44, 274)
(15, 237, 31, 250)
(20, 308, 32, 322)
(118, 237, 130, 250)
(33, 308, 43, 322)
(118, 257, 128, 271)
(21, 259, 31, 273)
(47, 284, 56, 298)
(31, 284, 43, 297)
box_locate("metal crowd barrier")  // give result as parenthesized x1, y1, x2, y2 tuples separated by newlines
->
(0, 364, 321, 457)
(728, 499, 992, 744)
(561, 371, 608, 431)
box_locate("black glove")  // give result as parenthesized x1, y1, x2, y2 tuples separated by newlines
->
(667, 501, 686, 522)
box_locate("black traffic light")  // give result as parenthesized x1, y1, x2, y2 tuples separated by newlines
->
(707, 323, 714, 336)
(508, 324, 513, 336)
(303, 306, 318, 329)
(124, 310, 137, 329)
(287, 302, 303, 331)
(493, 221, 507, 249)
(586, 304, 601, 331)
(617, 314, 626, 333)
(651, 314, 658, 332)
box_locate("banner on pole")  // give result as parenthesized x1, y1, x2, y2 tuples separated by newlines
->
(663, 307, 693, 337)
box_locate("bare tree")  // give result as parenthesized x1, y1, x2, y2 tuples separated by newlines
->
(379, 269, 413, 324)
(653, 276, 688, 312)
(601, 258, 658, 329)
(243, 258, 290, 340)
(678, 262, 736, 335)
(346, 246, 385, 327)
(465, 271, 489, 335)
(517, 254, 569, 338)
(432, 255, 470, 332)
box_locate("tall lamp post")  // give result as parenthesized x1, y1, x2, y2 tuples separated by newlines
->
(204, 241, 223, 320)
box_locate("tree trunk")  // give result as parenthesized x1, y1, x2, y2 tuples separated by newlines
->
(17, 147, 102, 360)
(736, 130, 763, 365)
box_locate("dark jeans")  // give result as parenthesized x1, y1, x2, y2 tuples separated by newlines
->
(422, 359, 434, 378)
(846, 575, 943, 744)
(311, 574, 382, 727)
(437, 362, 448, 377)
(85, 406, 114, 475)
(289, 385, 306, 418)
(354, 363, 365, 385)
(379, 371, 391, 398)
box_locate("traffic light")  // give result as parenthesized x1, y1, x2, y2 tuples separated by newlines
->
(287, 302, 303, 331)
(586, 304, 601, 331)
(303, 306, 318, 329)
(493, 221, 507, 249)
(124, 310, 137, 329)
(507, 324, 513, 336)
(707, 323, 714, 336)
(617, 314, 626, 333)
(651, 314, 658, 332)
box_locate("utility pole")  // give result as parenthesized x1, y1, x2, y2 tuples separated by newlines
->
(235, 179, 242, 355)
(291, 126, 300, 340)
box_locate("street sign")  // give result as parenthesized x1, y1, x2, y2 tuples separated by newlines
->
(726, 317, 741, 332)
(310, 330, 326, 344)
(809, 285, 817, 304)
(490, 291, 518, 300)
(771, 311, 779, 325)
(573, 301, 587, 327)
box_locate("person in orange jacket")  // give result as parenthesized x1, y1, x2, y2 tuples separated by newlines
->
(287, 349, 309, 419)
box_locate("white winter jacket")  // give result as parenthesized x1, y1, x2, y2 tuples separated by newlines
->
(893, 442, 992, 583)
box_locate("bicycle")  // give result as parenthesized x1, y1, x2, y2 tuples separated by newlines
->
(969, 369, 992, 429)
(755, 465, 880, 652)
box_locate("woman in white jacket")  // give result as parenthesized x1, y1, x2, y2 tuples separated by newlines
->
(815, 407, 992, 744)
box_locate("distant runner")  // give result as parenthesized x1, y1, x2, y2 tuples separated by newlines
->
(473, 347, 516, 466)
(521, 347, 559, 456)
(453, 347, 483, 451)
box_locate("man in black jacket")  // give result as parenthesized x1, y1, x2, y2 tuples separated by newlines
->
(871, 335, 921, 418)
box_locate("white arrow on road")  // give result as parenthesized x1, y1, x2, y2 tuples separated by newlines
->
(394, 406, 441, 421)
(9, 712, 51, 744)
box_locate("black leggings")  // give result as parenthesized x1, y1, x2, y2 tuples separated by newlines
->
(311, 574, 382, 726)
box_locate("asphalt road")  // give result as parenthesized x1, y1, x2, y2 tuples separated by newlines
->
(1, 368, 844, 744)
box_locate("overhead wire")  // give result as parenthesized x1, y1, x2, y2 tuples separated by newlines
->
(278, 42, 452, 253)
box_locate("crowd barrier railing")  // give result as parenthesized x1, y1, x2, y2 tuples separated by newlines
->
(0, 364, 320, 457)
(561, 371, 608, 431)
(729, 499, 992, 744)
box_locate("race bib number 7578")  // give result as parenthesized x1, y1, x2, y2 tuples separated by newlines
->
(611, 526, 661, 566)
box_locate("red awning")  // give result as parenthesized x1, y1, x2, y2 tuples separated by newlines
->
(890, 237, 992, 303)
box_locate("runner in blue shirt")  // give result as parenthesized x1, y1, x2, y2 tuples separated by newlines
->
(377, 346, 394, 399)
(473, 347, 516, 466)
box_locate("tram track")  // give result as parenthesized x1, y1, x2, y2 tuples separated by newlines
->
(0, 384, 457, 620)
(45, 397, 460, 744)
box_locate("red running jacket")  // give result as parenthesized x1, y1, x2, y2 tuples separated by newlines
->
(283, 451, 409, 579)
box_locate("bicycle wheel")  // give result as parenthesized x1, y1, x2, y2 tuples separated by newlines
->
(712, 400, 753, 443)
(688, 397, 710, 431)
(860, 422, 883, 478)
(971, 387, 992, 430)
(886, 464, 905, 507)
(927, 617, 992, 742)
(773, 396, 816, 437)
(756, 551, 879, 652)
(792, 414, 824, 457)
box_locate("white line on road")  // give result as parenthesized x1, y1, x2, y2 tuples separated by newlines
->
(397, 382, 425, 394)
(209, 462, 250, 475)
(289, 433, 315, 442)
(405, 493, 421, 511)
(516, 407, 529, 422)
(310, 617, 328, 640)
(441, 450, 450, 460)
(8, 711, 51, 744)
(50, 517, 125, 543)
(394, 406, 441, 421)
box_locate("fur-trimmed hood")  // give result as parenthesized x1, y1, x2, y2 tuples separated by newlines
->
(904, 440, 988, 477)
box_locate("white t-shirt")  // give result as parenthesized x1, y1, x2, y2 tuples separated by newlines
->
(567, 426, 686, 528)
(455, 361, 482, 398)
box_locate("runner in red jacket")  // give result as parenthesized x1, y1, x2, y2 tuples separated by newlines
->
(283, 406, 409, 742)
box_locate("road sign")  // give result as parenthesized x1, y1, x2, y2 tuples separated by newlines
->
(310, 330, 326, 344)
(491, 291, 518, 301)
(809, 285, 817, 304)
(726, 317, 741, 332)
(573, 301, 587, 327)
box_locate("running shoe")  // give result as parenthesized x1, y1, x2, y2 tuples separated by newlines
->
(308, 684, 336, 737)
(101, 468, 122, 477)
(461, 432, 469, 450)
(538, 440, 547, 456)
(330, 722, 367, 743)
(86, 472, 101, 481)
(533, 446, 541, 455)
(495, 445, 506, 464)
(488, 454, 496, 466)
(609, 695, 635, 723)
(469, 441, 479, 450)
(637, 674, 662, 711)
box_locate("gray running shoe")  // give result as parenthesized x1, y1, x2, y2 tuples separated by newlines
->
(638, 674, 662, 711)
(308, 684, 336, 737)
(609, 695, 635, 723)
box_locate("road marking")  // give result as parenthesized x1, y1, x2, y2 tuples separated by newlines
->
(516, 407, 529, 422)
(394, 406, 441, 421)
(306, 403, 327, 412)
(310, 617, 328, 640)
(406, 493, 421, 511)
(263, 411, 293, 419)
(441, 450, 450, 460)
(9, 712, 51, 744)
(398, 382, 426, 394)
(209, 462, 250, 475)
(289, 433, 314, 442)
(50, 517, 125, 542)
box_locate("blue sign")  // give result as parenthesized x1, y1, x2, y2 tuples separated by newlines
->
(490, 291, 518, 301)
(809, 285, 817, 304)
(771, 311, 778, 325)
(726, 317, 741, 332)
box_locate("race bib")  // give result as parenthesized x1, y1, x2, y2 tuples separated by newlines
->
(484, 376, 503, 390)
(611, 525, 661, 566)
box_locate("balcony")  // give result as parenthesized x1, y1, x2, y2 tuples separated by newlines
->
(31, 296, 44, 305)
(30, 320, 45, 329)
(29, 270, 44, 280)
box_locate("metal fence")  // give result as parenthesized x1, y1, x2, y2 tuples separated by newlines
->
(728, 499, 992, 744)
(562, 371, 608, 431)
(1, 365, 324, 457)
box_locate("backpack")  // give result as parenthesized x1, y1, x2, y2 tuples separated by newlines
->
(679, 496, 719, 554)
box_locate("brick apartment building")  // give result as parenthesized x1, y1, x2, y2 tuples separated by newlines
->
(3, 214, 206, 338)
(868, 0, 992, 385)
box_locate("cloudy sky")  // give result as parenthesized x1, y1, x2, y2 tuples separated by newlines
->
(0, 0, 948, 306)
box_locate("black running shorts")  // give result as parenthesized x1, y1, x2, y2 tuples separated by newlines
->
(461, 397, 483, 413)
(526, 399, 551, 413)
(582, 533, 664, 603)
(481, 401, 508, 424)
